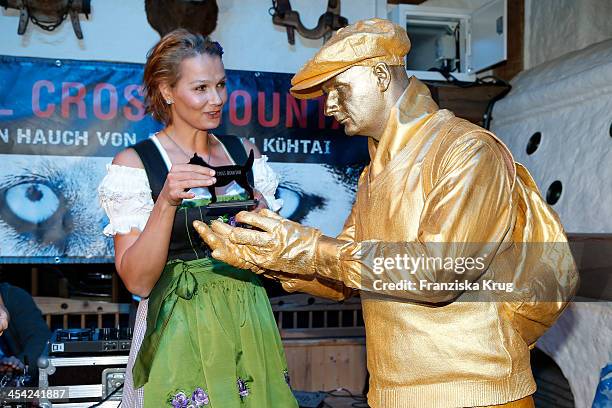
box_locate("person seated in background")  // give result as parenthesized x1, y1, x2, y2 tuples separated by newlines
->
(0, 301, 8, 335)
(0, 282, 51, 380)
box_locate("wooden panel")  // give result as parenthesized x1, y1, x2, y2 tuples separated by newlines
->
(426, 82, 511, 126)
(284, 338, 367, 394)
(34, 296, 130, 315)
(270, 293, 362, 311)
(566, 234, 612, 300)
(30, 267, 39, 296)
(493, 0, 524, 81)
(33, 296, 130, 329)
(281, 327, 365, 339)
(271, 293, 365, 338)
(112, 272, 120, 303)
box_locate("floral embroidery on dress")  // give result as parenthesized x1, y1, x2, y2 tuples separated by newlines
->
(170, 388, 210, 407)
(229, 215, 237, 227)
(237, 377, 249, 398)
(283, 369, 291, 387)
(191, 388, 210, 406)
(170, 391, 189, 408)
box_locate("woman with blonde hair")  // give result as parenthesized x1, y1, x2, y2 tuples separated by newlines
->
(98, 29, 297, 407)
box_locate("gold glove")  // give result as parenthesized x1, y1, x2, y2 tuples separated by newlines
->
(277, 273, 356, 301)
(193, 209, 322, 276)
(192, 220, 263, 273)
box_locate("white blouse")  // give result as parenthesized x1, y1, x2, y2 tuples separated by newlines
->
(98, 138, 283, 237)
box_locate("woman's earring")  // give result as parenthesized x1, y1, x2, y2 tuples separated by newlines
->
(166, 99, 173, 105)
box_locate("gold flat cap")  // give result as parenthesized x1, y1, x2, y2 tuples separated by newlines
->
(290, 18, 410, 99)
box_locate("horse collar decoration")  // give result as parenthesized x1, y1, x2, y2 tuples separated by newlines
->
(270, 0, 348, 45)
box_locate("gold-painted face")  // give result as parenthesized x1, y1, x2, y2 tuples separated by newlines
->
(322, 66, 386, 137)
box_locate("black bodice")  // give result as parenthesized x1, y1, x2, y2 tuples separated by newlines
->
(132, 135, 253, 261)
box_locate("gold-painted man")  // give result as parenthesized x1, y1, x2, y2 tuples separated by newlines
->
(195, 19, 578, 408)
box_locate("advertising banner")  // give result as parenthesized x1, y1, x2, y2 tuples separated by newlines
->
(0, 56, 368, 263)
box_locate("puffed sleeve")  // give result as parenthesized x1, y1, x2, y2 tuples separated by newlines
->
(252, 155, 284, 212)
(97, 164, 154, 236)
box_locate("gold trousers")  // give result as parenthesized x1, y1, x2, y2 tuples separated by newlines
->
(479, 396, 535, 408)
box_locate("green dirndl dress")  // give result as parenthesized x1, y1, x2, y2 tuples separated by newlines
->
(129, 135, 296, 407)
(132, 258, 298, 408)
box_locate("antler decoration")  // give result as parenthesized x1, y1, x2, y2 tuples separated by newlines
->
(270, 0, 348, 45)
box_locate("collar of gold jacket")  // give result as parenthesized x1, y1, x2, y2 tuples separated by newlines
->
(368, 76, 441, 179)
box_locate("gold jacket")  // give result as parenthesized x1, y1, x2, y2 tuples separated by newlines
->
(281, 78, 578, 408)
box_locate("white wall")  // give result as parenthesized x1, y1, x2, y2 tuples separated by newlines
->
(413, 0, 612, 72)
(216, 0, 383, 73)
(7, 0, 604, 82)
(414, 0, 612, 233)
(0, 1, 159, 63)
(491, 39, 612, 234)
(0, 0, 382, 72)
(490, 0, 612, 234)
(524, 0, 612, 69)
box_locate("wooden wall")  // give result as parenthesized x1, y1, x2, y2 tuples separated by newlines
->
(284, 338, 367, 393)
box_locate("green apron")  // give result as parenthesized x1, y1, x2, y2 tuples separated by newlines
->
(133, 258, 298, 407)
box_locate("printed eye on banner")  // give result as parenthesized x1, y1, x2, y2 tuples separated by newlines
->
(0, 156, 112, 260)
(0, 177, 68, 249)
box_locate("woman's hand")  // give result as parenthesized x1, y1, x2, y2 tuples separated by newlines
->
(253, 190, 269, 210)
(158, 164, 217, 207)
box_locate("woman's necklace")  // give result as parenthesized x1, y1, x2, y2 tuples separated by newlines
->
(163, 129, 212, 164)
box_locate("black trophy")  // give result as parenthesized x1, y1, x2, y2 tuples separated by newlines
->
(184, 149, 258, 218)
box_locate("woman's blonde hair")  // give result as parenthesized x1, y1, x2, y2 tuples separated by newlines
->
(143, 29, 224, 125)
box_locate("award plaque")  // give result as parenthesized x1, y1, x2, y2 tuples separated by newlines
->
(181, 149, 258, 221)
